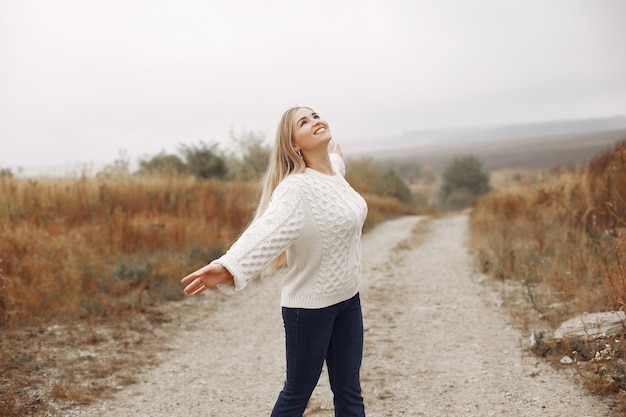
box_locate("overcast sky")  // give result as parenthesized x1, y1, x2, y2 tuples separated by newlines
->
(1, 0, 625, 172)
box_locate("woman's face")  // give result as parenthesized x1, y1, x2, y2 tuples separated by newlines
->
(291, 107, 331, 153)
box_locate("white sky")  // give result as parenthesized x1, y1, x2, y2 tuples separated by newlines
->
(1, 0, 625, 171)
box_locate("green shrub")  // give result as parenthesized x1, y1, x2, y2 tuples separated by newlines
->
(438, 155, 491, 210)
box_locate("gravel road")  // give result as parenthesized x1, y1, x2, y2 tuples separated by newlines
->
(69, 214, 617, 416)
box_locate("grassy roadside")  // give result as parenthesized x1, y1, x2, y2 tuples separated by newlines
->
(468, 142, 626, 410)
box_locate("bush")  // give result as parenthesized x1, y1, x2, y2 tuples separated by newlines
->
(438, 155, 491, 210)
(228, 129, 270, 181)
(346, 157, 413, 203)
(178, 141, 228, 180)
(138, 152, 187, 176)
(0, 167, 13, 178)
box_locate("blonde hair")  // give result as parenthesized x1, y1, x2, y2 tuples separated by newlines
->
(253, 106, 309, 271)
(253, 106, 308, 221)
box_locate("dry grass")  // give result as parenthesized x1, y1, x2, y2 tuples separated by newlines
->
(0, 175, 258, 326)
(0, 172, 421, 416)
(360, 193, 425, 232)
(469, 141, 626, 405)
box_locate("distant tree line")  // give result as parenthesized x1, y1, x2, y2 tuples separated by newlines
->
(95, 132, 492, 210)
(96, 131, 421, 205)
(97, 129, 270, 182)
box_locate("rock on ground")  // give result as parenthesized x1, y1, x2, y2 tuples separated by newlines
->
(554, 311, 626, 341)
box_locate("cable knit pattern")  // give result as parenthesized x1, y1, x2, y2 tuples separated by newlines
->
(213, 153, 367, 308)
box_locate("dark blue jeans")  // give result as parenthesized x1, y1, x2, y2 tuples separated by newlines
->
(271, 293, 366, 417)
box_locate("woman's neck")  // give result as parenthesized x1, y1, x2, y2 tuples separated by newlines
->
(304, 151, 334, 175)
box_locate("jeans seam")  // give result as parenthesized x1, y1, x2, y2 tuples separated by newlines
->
(290, 309, 299, 392)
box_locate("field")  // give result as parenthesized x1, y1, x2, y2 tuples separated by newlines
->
(469, 140, 626, 400)
(2, 133, 626, 415)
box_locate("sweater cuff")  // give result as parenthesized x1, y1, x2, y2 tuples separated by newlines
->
(210, 258, 248, 292)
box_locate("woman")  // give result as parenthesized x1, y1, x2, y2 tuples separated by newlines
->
(181, 107, 368, 416)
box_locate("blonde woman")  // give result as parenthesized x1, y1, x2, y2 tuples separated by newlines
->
(181, 107, 368, 416)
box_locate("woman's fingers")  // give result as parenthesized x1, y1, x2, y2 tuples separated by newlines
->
(180, 273, 195, 285)
(184, 277, 217, 295)
(180, 263, 212, 285)
(182, 277, 201, 295)
(181, 263, 233, 295)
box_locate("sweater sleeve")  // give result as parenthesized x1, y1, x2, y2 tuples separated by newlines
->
(212, 179, 305, 291)
(330, 152, 346, 177)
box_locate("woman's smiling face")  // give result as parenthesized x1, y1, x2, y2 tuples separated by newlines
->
(291, 107, 331, 153)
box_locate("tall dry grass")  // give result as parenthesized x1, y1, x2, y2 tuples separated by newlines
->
(0, 175, 259, 326)
(0, 174, 418, 328)
(471, 143, 626, 319)
(469, 141, 626, 396)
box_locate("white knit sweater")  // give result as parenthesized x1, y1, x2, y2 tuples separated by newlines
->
(213, 153, 368, 308)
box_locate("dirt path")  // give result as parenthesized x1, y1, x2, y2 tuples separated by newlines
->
(69, 215, 616, 416)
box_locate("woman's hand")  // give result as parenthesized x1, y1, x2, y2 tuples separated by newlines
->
(181, 263, 234, 296)
(328, 142, 343, 158)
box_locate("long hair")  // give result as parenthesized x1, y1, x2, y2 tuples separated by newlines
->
(253, 107, 309, 271)
(253, 106, 308, 222)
